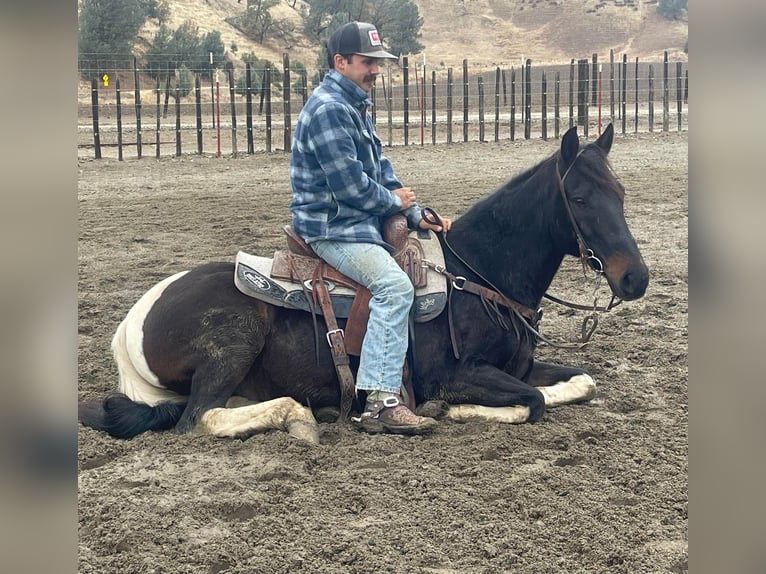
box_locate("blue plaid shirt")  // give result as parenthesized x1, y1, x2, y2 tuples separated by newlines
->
(289, 70, 422, 250)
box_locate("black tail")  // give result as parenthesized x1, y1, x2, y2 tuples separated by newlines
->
(78, 393, 186, 439)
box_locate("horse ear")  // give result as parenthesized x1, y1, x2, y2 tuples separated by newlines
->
(560, 126, 580, 166)
(595, 123, 614, 155)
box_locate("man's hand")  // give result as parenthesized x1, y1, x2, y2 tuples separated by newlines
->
(393, 187, 416, 210)
(418, 217, 452, 233)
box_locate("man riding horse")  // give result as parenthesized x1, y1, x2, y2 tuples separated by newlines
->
(289, 21, 452, 435)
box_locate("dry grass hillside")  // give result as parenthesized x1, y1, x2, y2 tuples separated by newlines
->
(136, 0, 687, 71)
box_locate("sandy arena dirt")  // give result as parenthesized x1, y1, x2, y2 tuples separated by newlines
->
(78, 130, 687, 573)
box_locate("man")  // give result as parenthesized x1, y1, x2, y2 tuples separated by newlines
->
(289, 21, 451, 435)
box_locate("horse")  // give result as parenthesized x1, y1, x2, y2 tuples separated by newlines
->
(78, 123, 648, 445)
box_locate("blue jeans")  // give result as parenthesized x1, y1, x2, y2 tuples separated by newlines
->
(311, 240, 413, 394)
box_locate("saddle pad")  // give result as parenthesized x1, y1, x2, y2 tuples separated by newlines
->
(234, 229, 448, 322)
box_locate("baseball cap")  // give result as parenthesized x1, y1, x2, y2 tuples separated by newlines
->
(327, 21, 397, 60)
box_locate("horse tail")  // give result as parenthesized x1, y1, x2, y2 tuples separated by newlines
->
(78, 393, 186, 438)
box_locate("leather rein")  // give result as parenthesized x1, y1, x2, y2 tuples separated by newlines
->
(421, 149, 623, 351)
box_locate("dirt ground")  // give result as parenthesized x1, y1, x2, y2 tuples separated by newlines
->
(78, 130, 688, 573)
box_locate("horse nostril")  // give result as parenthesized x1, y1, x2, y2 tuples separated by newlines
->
(620, 268, 649, 300)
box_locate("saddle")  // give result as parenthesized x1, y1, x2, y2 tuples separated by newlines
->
(233, 213, 448, 418)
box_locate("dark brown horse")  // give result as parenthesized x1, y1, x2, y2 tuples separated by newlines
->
(79, 124, 648, 444)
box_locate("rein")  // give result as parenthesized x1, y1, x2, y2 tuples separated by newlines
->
(421, 149, 624, 351)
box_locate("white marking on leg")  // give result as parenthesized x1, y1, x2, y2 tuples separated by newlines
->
(538, 374, 596, 407)
(198, 397, 320, 444)
(112, 271, 189, 406)
(446, 404, 531, 424)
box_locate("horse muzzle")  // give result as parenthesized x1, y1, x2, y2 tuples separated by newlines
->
(603, 253, 649, 301)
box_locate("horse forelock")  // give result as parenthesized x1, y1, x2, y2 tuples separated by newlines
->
(574, 144, 625, 201)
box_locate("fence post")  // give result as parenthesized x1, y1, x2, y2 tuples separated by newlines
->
(676, 62, 683, 132)
(541, 70, 548, 141)
(116, 77, 124, 160)
(134, 57, 143, 158)
(155, 76, 161, 158)
(510, 66, 516, 141)
(478, 76, 485, 143)
(403, 56, 410, 146)
(90, 78, 102, 159)
(553, 70, 561, 139)
(245, 63, 254, 154)
(663, 51, 669, 132)
(591, 53, 598, 106)
(462, 59, 469, 142)
(447, 67, 453, 144)
(621, 54, 627, 135)
(174, 85, 181, 156)
(194, 74, 203, 154)
(648, 64, 655, 132)
(431, 70, 437, 145)
(494, 67, 501, 142)
(163, 70, 171, 118)
(577, 58, 588, 128)
(569, 59, 575, 129)
(283, 54, 292, 152)
(634, 57, 639, 133)
(265, 65, 272, 152)
(228, 68, 238, 156)
(524, 58, 531, 139)
(609, 49, 615, 124)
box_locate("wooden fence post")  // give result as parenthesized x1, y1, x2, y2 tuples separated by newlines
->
(283, 54, 292, 152)
(90, 78, 102, 159)
(541, 70, 548, 141)
(134, 57, 143, 158)
(634, 57, 639, 133)
(431, 70, 437, 145)
(462, 59, 469, 142)
(524, 58, 531, 139)
(663, 51, 669, 132)
(478, 76, 485, 143)
(228, 68, 238, 156)
(621, 54, 627, 135)
(174, 85, 181, 156)
(494, 67, 501, 142)
(265, 65, 272, 152)
(245, 63, 254, 154)
(591, 53, 598, 106)
(402, 56, 410, 146)
(554, 71, 560, 139)
(163, 70, 170, 118)
(116, 77, 124, 160)
(194, 74, 203, 154)
(155, 76, 161, 158)
(609, 50, 615, 123)
(510, 67, 516, 141)
(447, 67, 453, 144)
(577, 59, 588, 128)
(676, 62, 683, 132)
(648, 64, 655, 132)
(568, 59, 574, 129)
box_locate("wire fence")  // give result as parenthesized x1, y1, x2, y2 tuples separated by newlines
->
(77, 51, 688, 160)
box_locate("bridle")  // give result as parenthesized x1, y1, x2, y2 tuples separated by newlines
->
(422, 148, 623, 351)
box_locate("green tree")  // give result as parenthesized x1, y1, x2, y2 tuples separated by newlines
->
(657, 0, 688, 20)
(78, 0, 148, 74)
(146, 21, 226, 80)
(303, 0, 423, 58)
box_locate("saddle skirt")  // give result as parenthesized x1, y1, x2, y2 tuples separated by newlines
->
(234, 229, 448, 323)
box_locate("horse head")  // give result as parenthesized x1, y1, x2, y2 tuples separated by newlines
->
(556, 123, 649, 301)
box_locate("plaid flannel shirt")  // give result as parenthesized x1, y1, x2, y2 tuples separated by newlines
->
(289, 70, 422, 250)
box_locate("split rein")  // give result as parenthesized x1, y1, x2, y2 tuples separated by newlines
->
(420, 152, 624, 350)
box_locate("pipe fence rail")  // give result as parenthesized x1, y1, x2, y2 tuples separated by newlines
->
(78, 51, 688, 160)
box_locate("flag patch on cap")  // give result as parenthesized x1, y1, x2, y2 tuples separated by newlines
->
(368, 29, 382, 47)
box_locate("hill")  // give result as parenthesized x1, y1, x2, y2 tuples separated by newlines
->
(136, 0, 688, 71)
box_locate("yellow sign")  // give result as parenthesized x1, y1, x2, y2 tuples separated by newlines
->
(102, 74, 109, 87)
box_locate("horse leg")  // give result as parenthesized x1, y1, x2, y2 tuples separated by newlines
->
(526, 360, 597, 407)
(433, 361, 546, 424)
(197, 396, 319, 444)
